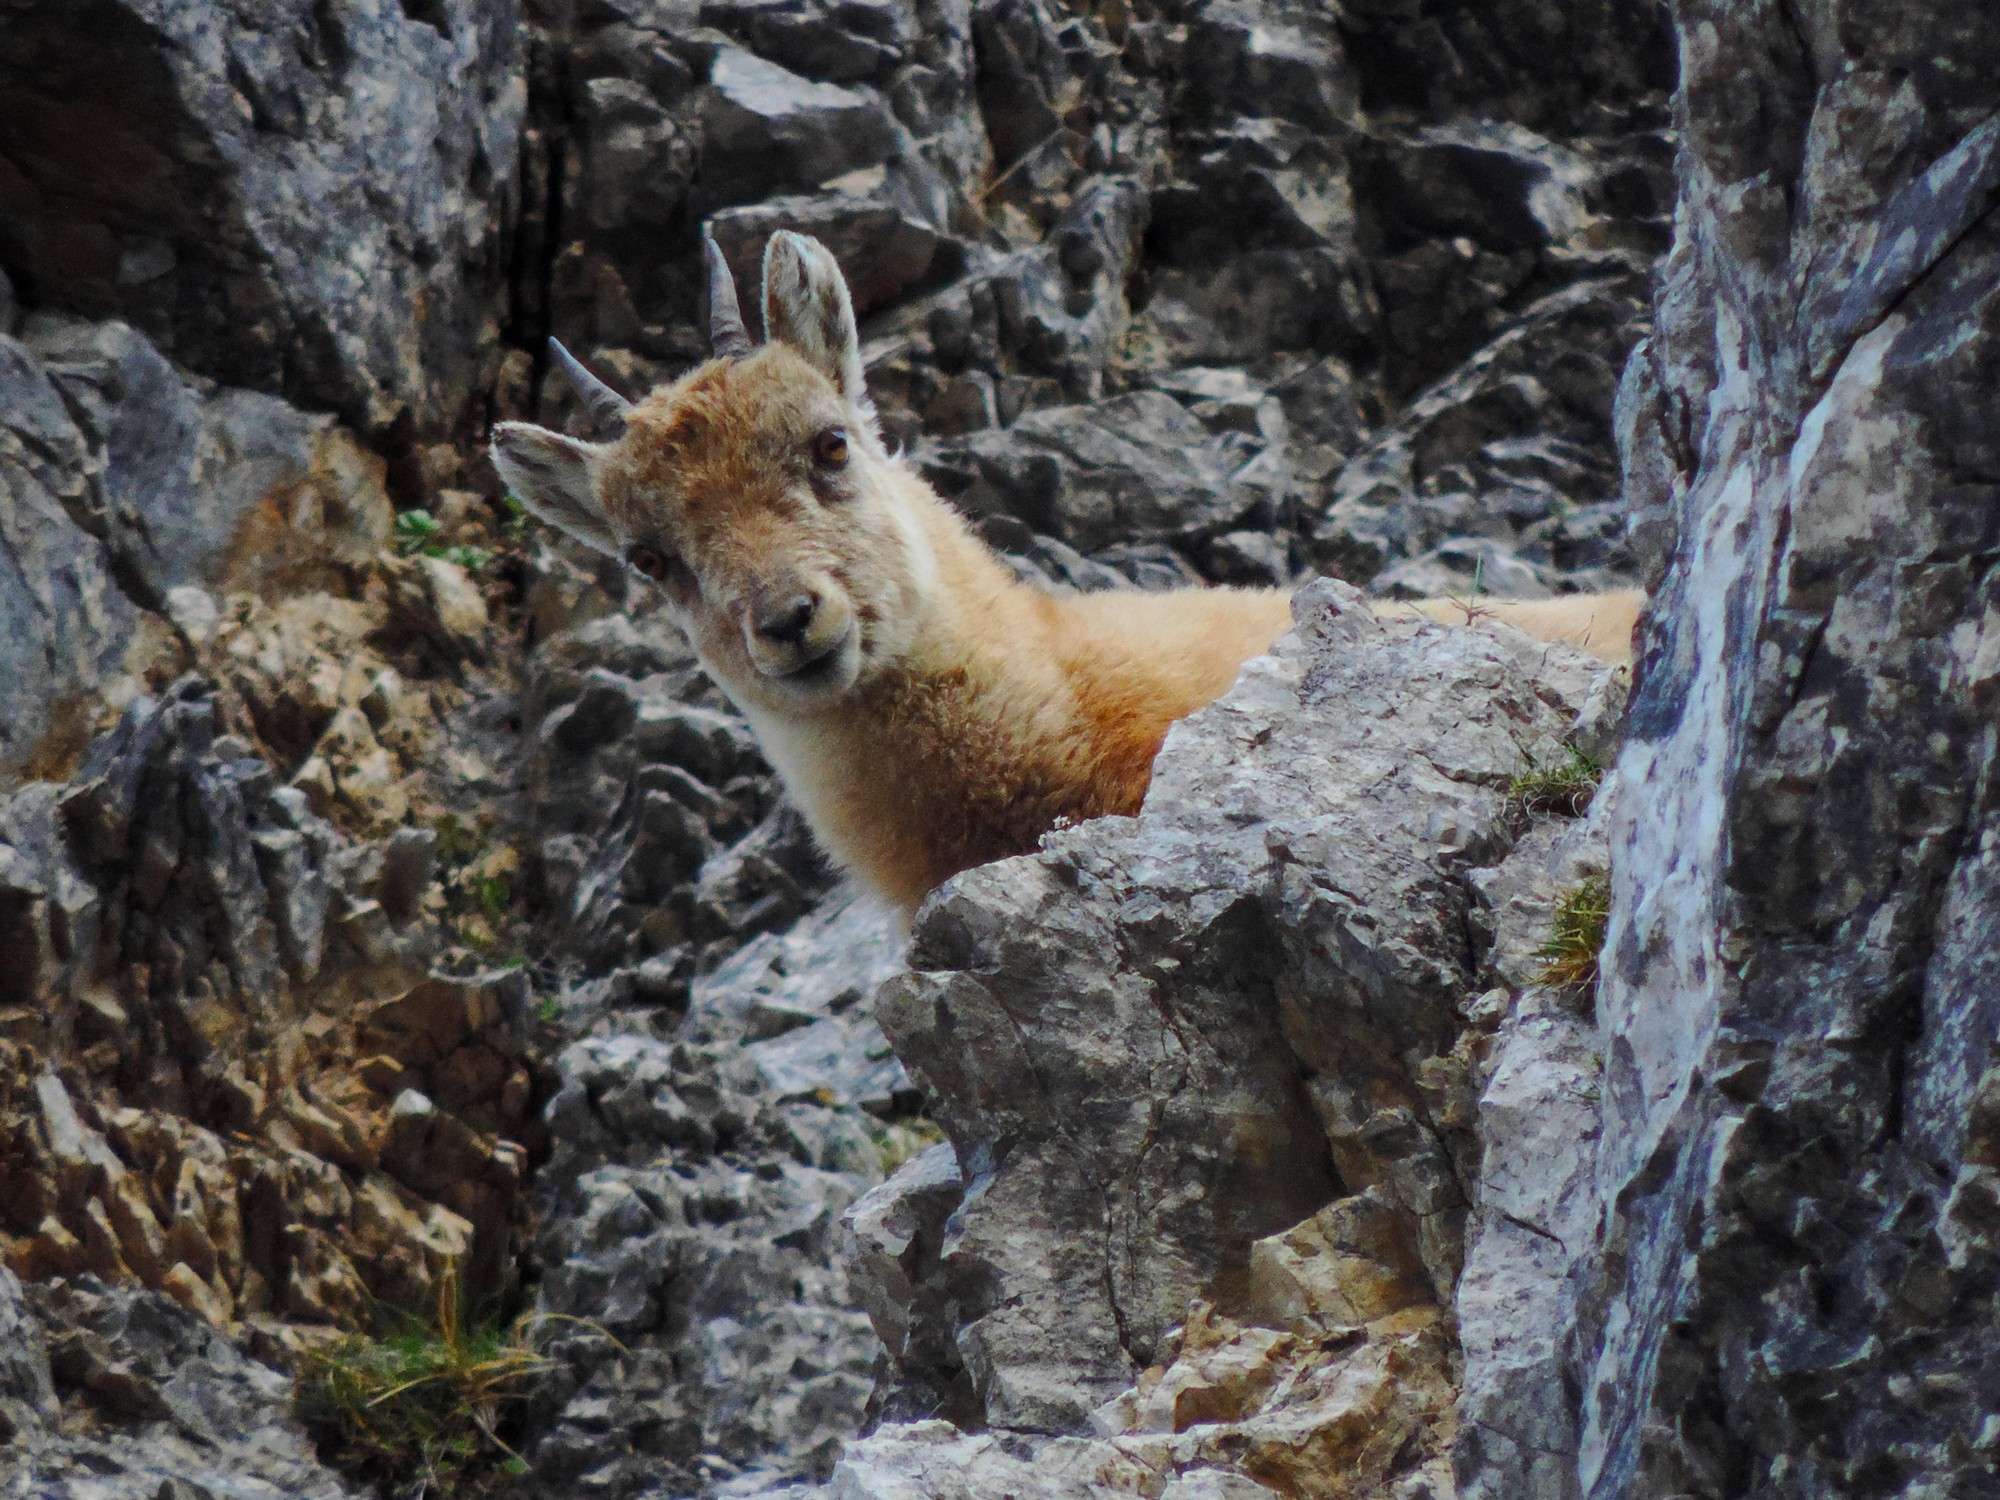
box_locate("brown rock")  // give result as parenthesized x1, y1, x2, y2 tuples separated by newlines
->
(1244, 1191, 1435, 1332)
(102, 1174, 169, 1285)
(161, 1261, 232, 1328)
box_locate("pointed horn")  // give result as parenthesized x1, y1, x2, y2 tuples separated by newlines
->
(547, 338, 632, 437)
(704, 235, 754, 359)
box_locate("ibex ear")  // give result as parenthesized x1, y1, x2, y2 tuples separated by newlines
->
(762, 231, 869, 412)
(490, 423, 618, 557)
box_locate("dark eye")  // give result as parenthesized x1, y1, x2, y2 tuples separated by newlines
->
(812, 427, 849, 469)
(627, 544, 676, 583)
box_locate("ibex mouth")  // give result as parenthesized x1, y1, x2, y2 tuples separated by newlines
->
(765, 628, 859, 694)
(780, 644, 842, 679)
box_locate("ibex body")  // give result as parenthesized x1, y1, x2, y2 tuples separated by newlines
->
(495, 234, 1641, 918)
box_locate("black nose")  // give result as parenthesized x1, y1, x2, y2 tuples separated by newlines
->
(756, 592, 818, 646)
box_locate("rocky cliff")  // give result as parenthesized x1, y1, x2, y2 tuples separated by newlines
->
(3, 0, 1994, 1496)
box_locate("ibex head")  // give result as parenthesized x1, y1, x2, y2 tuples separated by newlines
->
(492, 232, 937, 715)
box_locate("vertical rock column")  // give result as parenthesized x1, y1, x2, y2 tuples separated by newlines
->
(1577, 2, 2000, 1494)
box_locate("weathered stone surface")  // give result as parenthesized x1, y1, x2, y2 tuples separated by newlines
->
(525, 890, 915, 1497)
(0, 682, 544, 1332)
(0, 1273, 363, 1499)
(918, 387, 1289, 556)
(1452, 802, 1612, 1499)
(0, 320, 394, 780)
(0, 333, 135, 781)
(0, 0, 526, 438)
(703, 46, 901, 203)
(1541, 4, 2000, 1497)
(867, 582, 1614, 1457)
(0, 0, 1703, 1493)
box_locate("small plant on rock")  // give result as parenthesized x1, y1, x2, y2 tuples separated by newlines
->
(1508, 743, 1603, 819)
(394, 508, 445, 553)
(396, 508, 493, 573)
(295, 1268, 549, 1497)
(1536, 874, 1611, 994)
(867, 1115, 948, 1177)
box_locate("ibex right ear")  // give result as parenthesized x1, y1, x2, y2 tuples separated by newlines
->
(490, 423, 617, 556)
(762, 231, 869, 412)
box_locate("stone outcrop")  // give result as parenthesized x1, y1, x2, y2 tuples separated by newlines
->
(0, 679, 548, 1351)
(792, 581, 1620, 1499)
(23, 0, 2000, 1497)
(1555, 4, 2000, 1495)
(0, 0, 525, 441)
(0, 1267, 363, 1499)
(0, 320, 393, 780)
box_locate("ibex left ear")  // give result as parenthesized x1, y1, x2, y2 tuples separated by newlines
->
(762, 231, 870, 413)
(489, 423, 618, 557)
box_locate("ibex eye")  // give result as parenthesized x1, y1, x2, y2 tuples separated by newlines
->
(812, 428, 849, 468)
(627, 545, 675, 583)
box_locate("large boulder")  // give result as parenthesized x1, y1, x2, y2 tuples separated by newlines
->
(0, 0, 525, 438)
(860, 579, 1619, 1477)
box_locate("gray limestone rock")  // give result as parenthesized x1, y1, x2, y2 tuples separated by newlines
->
(0, 0, 525, 438)
(526, 890, 914, 1497)
(0, 323, 391, 779)
(0, 333, 134, 780)
(918, 388, 1287, 561)
(875, 580, 1615, 1434)
(0, 1275, 362, 1500)
(1557, 5, 2000, 1496)
(702, 46, 901, 203)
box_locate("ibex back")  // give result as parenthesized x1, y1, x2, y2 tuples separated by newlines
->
(494, 233, 1642, 919)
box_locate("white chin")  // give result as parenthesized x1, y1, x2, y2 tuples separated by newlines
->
(761, 634, 862, 706)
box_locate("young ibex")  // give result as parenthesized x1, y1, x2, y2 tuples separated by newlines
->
(494, 233, 1642, 918)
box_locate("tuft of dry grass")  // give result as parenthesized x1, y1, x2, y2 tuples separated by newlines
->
(1535, 875, 1611, 994)
(1508, 743, 1603, 819)
(295, 1267, 553, 1496)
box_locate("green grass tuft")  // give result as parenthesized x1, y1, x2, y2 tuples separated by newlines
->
(437, 543, 494, 573)
(474, 872, 512, 922)
(1535, 874, 1611, 993)
(295, 1269, 551, 1497)
(395, 509, 443, 553)
(1508, 743, 1603, 819)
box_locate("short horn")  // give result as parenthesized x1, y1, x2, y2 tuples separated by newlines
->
(704, 235, 754, 359)
(548, 338, 632, 437)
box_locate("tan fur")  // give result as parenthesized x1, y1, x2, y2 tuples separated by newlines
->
(494, 234, 1644, 920)
(1379, 590, 1646, 665)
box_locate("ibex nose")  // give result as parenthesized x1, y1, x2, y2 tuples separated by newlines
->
(754, 592, 819, 647)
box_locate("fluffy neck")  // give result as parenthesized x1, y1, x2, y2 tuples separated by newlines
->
(741, 482, 1131, 914)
